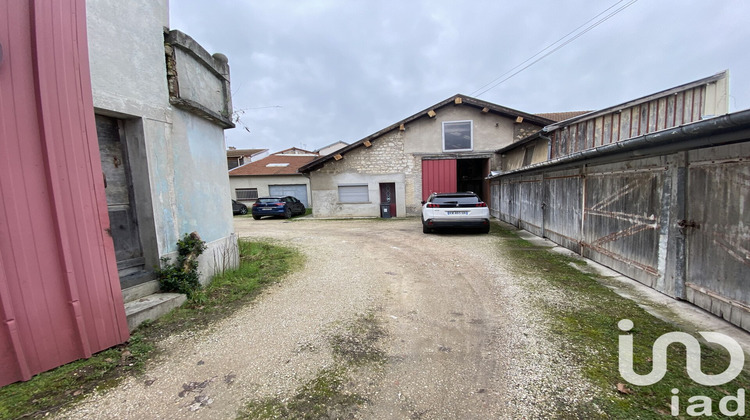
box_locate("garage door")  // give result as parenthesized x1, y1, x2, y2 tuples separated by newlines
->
(421, 159, 457, 201)
(269, 184, 309, 207)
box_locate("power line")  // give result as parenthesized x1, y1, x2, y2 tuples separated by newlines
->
(471, 0, 639, 98)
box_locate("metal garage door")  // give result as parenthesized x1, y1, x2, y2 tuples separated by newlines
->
(421, 159, 457, 201)
(269, 184, 309, 207)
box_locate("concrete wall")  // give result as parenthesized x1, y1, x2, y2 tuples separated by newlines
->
(87, 0, 237, 283)
(311, 104, 542, 217)
(490, 140, 750, 332)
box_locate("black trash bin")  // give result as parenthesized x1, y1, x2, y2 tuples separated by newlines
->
(380, 203, 392, 218)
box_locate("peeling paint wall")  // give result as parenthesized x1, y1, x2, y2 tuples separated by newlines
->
(87, 0, 237, 283)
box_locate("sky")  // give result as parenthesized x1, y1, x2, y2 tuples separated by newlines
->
(170, 0, 750, 154)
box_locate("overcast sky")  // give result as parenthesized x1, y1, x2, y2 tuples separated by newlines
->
(170, 0, 750, 153)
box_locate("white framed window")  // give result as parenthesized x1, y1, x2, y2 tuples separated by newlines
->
(235, 188, 258, 201)
(338, 184, 369, 203)
(442, 120, 473, 152)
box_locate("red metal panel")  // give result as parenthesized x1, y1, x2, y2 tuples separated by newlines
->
(421, 159, 457, 201)
(0, 0, 128, 387)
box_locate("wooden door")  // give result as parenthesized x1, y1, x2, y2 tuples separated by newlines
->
(95, 115, 144, 278)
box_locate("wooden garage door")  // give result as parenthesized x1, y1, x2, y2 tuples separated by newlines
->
(421, 159, 457, 201)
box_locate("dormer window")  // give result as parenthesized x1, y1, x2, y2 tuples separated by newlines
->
(442, 121, 473, 152)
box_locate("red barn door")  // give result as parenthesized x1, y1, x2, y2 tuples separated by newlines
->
(421, 159, 457, 201)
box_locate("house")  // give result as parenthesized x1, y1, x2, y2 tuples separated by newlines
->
(315, 140, 349, 156)
(229, 148, 319, 207)
(489, 71, 750, 332)
(299, 95, 554, 218)
(227, 147, 270, 170)
(0, 0, 237, 386)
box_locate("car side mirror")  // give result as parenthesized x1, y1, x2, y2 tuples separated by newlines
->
(421, 201, 426, 205)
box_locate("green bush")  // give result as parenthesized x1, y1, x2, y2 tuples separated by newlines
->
(155, 232, 206, 299)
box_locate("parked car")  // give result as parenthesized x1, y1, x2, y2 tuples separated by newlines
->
(421, 192, 490, 234)
(252, 196, 306, 220)
(232, 199, 248, 215)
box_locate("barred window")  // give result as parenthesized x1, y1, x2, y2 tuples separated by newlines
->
(236, 188, 258, 201)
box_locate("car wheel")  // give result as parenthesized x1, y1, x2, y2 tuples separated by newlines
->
(252, 215, 261, 220)
(239, 206, 248, 215)
(284, 208, 292, 219)
(422, 224, 431, 234)
(481, 225, 490, 234)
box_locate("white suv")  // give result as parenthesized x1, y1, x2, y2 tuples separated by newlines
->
(421, 192, 490, 234)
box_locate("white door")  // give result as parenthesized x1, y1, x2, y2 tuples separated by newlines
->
(269, 184, 309, 207)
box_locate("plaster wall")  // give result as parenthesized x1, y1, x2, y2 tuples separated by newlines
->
(173, 44, 225, 115)
(87, 0, 170, 119)
(87, 0, 237, 281)
(310, 107, 542, 217)
(230, 175, 311, 201)
(403, 106, 518, 155)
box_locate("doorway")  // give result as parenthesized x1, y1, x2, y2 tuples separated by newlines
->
(379, 183, 397, 217)
(95, 115, 146, 287)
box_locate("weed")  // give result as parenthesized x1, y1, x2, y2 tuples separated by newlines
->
(491, 223, 750, 419)
(239, 312, 386, 419)
(155, 232, 207, 299)
(238, 368, 364, 420)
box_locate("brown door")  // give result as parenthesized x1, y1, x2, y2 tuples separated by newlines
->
(379, 183, 396, 217)
(96, 115, 145, 281)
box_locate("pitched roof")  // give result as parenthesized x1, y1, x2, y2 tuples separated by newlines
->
(299, 94, 555, 173)
(226, 148, 267, 158)
(535, 111, 592, 122)
(228, 153, 319, 176)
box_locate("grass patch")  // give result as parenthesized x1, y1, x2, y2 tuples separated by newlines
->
(492, 224, 750, 418)
(239, 312, 386, 419)
(238, 367, 364, 420)
(329, 312, 387, 366)
(0, 239, 301, 420)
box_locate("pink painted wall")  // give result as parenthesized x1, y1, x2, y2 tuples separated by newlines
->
(0, 0, 129, 387)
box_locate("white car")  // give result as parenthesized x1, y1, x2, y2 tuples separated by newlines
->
(421, 192, 490, 234)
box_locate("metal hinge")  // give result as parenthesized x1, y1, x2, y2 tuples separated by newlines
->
(677, 220, 700, 232)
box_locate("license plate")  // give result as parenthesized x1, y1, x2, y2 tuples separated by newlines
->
(447, 211, 469, 215)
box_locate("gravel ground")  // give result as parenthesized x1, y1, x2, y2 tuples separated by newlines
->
(57, 217, 596, 419)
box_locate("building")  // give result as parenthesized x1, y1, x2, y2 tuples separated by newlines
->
(227, 147, 269, 170)
(0, 0, 238, 386)
(315, 141, 349, 156)
(229, 148, 319, 208)
(490, 71, 750, 332)
(299, 95, 553, 218)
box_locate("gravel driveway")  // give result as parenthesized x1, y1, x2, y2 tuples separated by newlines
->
(58, 217, 594, 419)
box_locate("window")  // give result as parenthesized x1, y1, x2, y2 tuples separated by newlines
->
(442, 121, 473, 151)
(523, 145, 535, 166)
(235, 188, 258, 201)
(338, 184, 369, 203)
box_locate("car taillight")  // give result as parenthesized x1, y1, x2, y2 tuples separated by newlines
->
(426, 203, 439, 208)
(476, 202, 487, 207)
(252, 202, 260, 207)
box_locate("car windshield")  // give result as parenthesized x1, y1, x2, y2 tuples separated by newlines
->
(257, 198, 283, 203)
(431, 196, 479, 205)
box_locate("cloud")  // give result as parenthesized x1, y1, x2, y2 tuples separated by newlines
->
(170, 0, 750, 152)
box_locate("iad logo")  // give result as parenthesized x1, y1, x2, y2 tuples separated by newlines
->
(617, 319, 746, 417)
